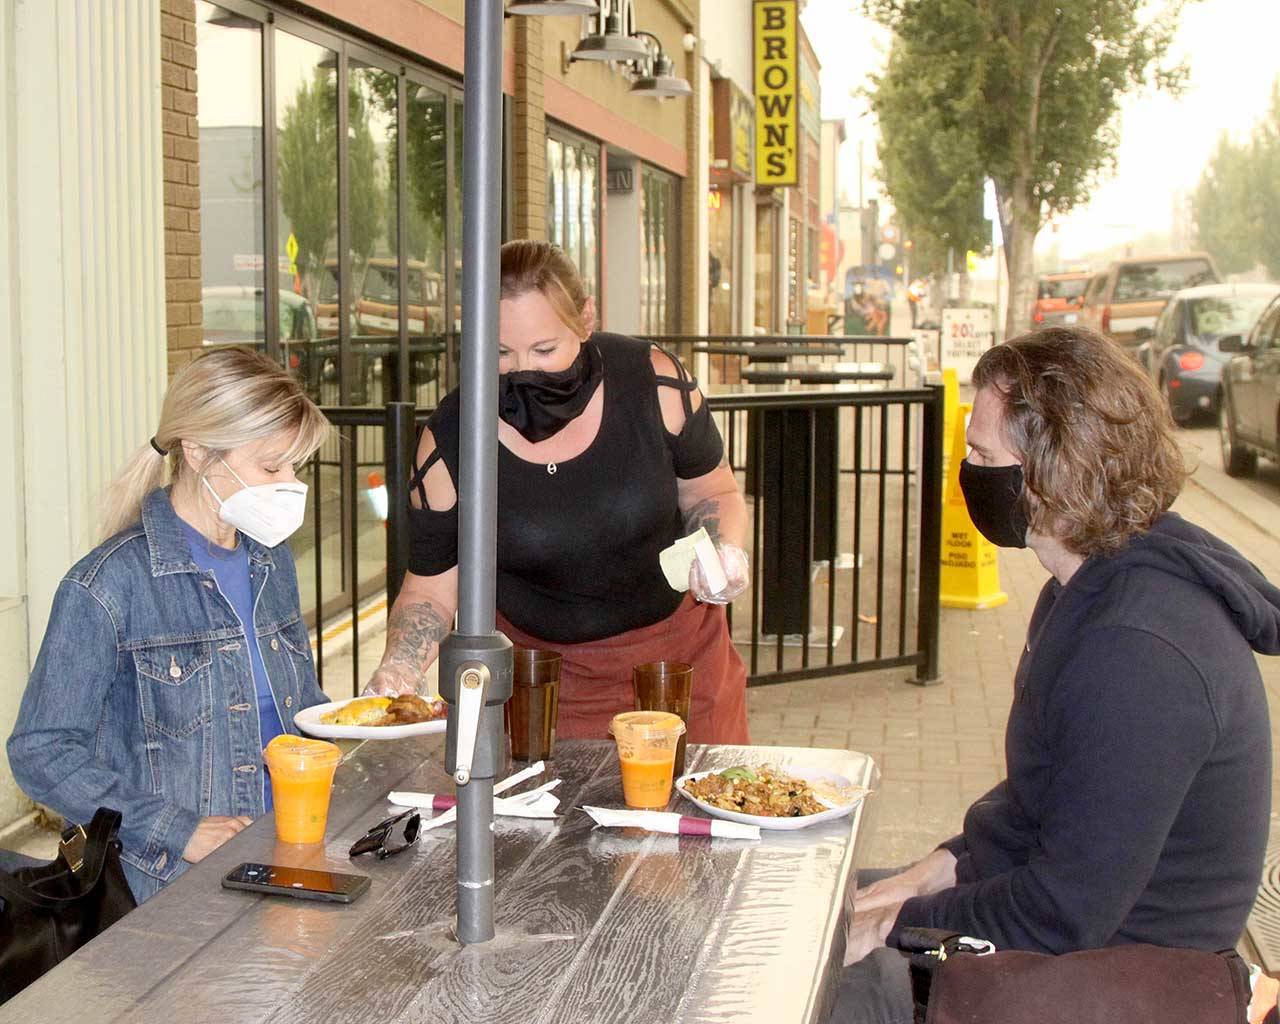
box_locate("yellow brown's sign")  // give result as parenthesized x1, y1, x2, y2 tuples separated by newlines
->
(754, 1, 799, 187)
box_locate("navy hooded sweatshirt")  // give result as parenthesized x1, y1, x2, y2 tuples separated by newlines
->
(888, 512, 1280, 954)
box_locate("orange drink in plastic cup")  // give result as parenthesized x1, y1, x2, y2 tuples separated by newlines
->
(609, 711, 686, 809)
(262, 735, 342, 844)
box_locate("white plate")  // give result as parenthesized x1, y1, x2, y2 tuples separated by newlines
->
(674, 767, 869, 831)
(294, 696, 448, 741)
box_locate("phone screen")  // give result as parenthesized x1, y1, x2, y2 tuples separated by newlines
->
(222, 862, 369, 900)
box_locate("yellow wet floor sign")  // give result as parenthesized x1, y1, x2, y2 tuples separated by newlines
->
(940, 402, 1008, 609)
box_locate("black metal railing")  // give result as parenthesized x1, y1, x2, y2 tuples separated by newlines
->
(704, 386, 942, 686)
(301, 382, 942, 696)
(300, 403, 415, 698)
(637, 332, 920, 390)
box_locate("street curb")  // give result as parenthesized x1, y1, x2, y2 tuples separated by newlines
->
(1184, 473, 1276, 542)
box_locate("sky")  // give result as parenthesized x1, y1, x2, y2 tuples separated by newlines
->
(799, 0, 1280, 261)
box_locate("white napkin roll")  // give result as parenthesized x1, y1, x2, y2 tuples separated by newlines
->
(581, 805, 760, 840)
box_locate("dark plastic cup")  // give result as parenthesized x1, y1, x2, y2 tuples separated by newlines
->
(506, 649, 561, 761)
(632, 661, 693, 777)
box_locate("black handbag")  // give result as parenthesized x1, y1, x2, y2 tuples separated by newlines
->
(0, 808, 137, 1004)
(897, 927, 1257, 1024)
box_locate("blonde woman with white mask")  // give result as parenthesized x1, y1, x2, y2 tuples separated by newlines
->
(8, 347, 330, 903)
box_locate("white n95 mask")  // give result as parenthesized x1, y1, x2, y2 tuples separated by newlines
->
(204, 460, 307, 547)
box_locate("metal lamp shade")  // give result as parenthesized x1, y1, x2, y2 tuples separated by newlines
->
(507, 0, 600, 13)
(631, 73, 693, 97)
(630, 53, 691, 97)
(570, 13, 649, 62)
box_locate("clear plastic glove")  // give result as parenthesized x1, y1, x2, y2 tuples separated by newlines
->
(363, 664, 420, 697)
(689, 543, 750, 605)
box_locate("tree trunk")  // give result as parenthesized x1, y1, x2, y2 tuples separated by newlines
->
(1001, 178, 1039, 340)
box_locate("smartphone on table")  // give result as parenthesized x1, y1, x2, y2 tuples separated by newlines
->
(221, 862, 370, 904)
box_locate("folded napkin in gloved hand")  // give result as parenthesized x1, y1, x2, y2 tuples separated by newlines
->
(581, 805, 759, 840)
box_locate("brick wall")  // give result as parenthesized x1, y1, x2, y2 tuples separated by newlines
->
(511, 15, 547, 242)
(160, 0, 202, 375)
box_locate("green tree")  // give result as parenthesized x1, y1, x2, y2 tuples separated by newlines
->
(277, 69, 386, 300)
(1193, 81, 1280, 278)
(1192, 135, 1260, 276)
(871, 38, 990, 283)
(865, 0, 1189, 338)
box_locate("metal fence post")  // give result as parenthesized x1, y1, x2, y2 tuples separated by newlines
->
(383, 401, 416, 607)
(913, 384, 944, 684)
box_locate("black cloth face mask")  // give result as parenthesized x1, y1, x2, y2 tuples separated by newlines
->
(497, 341, 603, 443)
(958, 460, 1029, 549)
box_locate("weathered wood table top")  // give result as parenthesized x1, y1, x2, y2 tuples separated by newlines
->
(3, 739, 879, 1024)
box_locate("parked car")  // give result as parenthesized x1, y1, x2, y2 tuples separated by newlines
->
(1136, 283, 1280, 424)
(201, 286, 324, 395)
(1078, 253, 1221, 348)
(1031, 271, 1091, 326)
(1219, 291, 1280, 477)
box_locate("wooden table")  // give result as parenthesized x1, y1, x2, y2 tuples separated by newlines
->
(2, 739, 879, 1024)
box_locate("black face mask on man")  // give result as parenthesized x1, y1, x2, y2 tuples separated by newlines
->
(497, 341, 603, 443)
(958, 460, 1029, 549)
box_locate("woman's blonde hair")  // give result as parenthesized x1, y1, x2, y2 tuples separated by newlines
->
(499, 240, 593, 336)
(100, 346, 330, 539)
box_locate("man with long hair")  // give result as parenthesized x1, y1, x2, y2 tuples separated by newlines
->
(834, 326, 1280, 1022)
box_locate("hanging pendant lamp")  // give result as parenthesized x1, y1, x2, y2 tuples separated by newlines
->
(570, 7, 649, 62)
(506, 0, 600, 13)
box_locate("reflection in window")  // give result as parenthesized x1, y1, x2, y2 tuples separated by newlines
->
(405, 82, 448, 401)
(452, 95, 464, 340)
(546, 131, 598, 297)
(708, 187, 734, 336)
(275, 32, 339, 398)
(640, 165, 678, 334)
(348, 65, 396, 405)
(755, 203, 776, 332)
(196, 3, 264, 348)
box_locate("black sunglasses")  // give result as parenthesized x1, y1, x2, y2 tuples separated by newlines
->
(348, 809, 421, 860)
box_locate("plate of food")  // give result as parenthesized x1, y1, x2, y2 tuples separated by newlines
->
(294, 694, 448, 740)
(674, 764, 869, 831)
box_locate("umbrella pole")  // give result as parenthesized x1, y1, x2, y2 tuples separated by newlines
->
(439, 0, 513, 946)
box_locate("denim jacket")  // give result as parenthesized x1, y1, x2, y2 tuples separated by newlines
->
(7, 489, 328, 902)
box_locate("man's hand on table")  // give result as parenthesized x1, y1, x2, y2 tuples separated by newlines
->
(844, 903, 901, 965)
(855, 848, 958, 912)
(182, 815, 253, 864)
(842, 849, 958, 966)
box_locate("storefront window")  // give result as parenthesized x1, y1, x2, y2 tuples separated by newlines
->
(640, 165, 678, 335)
(196, 4, 264, 348)
(192, 6, 482, 632)
(546, 129, 599, 296)
(708, 187, 734, 336)
(274, 30, 339, 396)
(755, 202, 776, 332)
(348, 65, 397, 405)
(405, 81, 448, 404)
(787, 215, 802, 326)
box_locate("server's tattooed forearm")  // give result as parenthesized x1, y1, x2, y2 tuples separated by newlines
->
(683, 497, 722, 543)
(384, 600, 450, 669)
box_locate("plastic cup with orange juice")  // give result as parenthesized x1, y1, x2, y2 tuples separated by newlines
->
(608, 711, 686, 809)
(262, 735, 342, 844)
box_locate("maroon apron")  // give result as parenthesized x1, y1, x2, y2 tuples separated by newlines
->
(496, 594, 750, 745)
